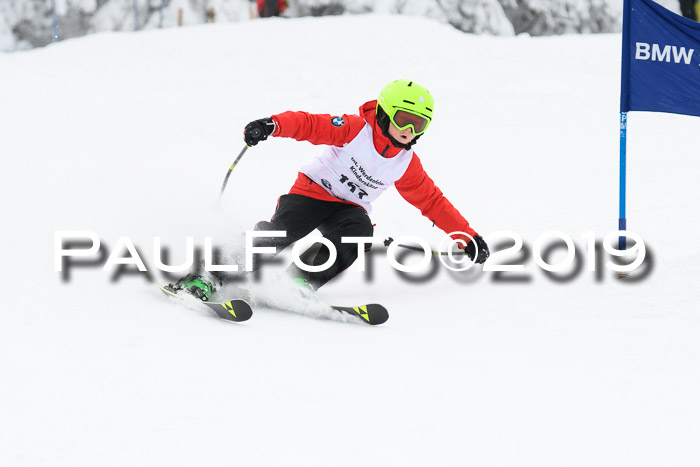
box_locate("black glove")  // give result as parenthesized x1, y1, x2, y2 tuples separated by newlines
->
(464, 235, 490, 264)
(244, 118, 276, 146)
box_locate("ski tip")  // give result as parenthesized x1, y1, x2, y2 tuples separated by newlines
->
(207, 299, 254, 322)
(363, 304, 389, 325)
(332, 303, 389, 325)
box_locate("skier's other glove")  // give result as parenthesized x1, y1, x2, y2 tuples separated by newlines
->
(244, 118, 276, 146)
(464, 235, 490, 264)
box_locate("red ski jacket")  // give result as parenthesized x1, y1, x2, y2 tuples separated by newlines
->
(270, 100, 479, 242)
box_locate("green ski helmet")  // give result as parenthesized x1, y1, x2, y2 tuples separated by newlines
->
(377, 79, 434, 135)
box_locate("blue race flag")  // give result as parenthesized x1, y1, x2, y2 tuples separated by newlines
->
(621, 0, 700, 117)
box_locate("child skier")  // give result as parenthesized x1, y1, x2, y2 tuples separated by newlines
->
(173, 79, 489, 300)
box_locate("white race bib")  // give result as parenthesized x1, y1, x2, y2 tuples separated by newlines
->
(300, 123, 413, 213)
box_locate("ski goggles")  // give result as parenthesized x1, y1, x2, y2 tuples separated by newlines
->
(388, 108, 431, 135)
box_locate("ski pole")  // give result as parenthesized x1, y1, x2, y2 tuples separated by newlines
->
(219, 144, 251, 200)
(383, 237, 467, 256)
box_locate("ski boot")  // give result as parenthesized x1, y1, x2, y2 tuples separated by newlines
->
(166, 273, 217, 301)
(290, 276, 318, 300)
(291, 277, 314, 290)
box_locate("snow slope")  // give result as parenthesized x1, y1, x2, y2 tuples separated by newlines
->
(1, 14, 699, 467)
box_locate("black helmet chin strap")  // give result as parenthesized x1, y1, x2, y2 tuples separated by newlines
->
(376, 106, 421, 150)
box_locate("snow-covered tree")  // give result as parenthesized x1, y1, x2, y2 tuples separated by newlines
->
(1, 0, 677, 53)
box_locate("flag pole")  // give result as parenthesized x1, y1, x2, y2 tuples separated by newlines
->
(619, 111, 627, 252)
(618, 112, 628, 278)
(617, 0, 631, 278)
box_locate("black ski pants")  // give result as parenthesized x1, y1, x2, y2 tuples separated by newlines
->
(253, 194, 373, 289)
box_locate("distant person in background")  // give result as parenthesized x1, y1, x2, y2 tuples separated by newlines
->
(258, 0, 288, 18)
(679, 0, 697, 20)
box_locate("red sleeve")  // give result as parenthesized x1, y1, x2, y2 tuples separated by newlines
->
(395, 154, 478, 244)
(270, 111, 365, 147)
